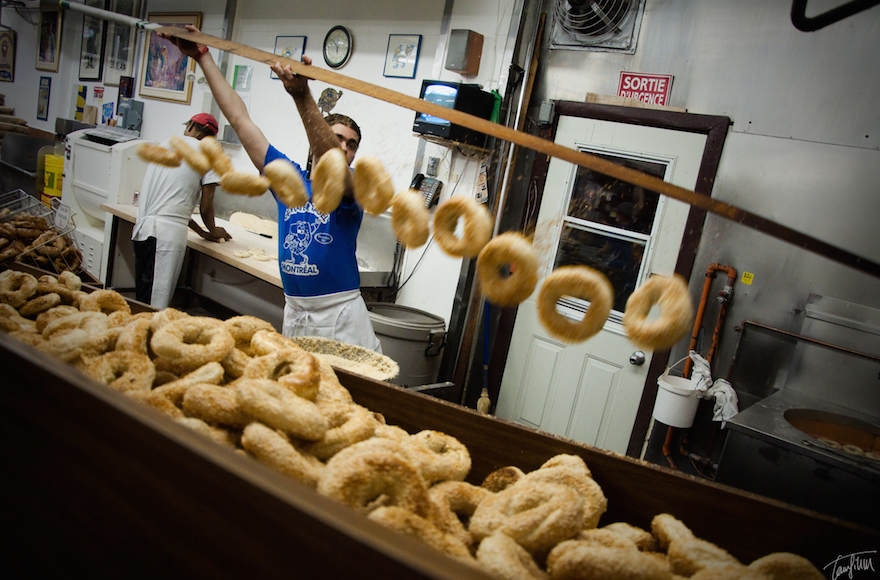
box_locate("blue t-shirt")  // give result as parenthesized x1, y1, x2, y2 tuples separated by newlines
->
(265, 145, 363, 297)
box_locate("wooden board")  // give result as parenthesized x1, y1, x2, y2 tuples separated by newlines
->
(158, 27, 880, 279)
(0, 331, 875, 573)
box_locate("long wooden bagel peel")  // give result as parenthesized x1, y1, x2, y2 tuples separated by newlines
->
(159, 26, 879, 278)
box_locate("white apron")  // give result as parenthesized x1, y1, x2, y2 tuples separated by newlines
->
(148, 218, 188, 310)
(283, 290, 382, 353)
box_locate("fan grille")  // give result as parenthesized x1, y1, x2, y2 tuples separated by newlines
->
(551, 0, 643, 52)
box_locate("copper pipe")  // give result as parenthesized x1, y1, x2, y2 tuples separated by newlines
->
(670, 263, 736, 471)
(662, 425, 677, 469)
(684, 263, 737, 376)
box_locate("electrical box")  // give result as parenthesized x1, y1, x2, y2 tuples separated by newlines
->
(444, 30, 483, 76)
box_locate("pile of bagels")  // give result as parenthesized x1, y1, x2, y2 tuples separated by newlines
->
(139, 140, 694, 349)
(0, 208, 84, 275)
(0, 266, 823, 579)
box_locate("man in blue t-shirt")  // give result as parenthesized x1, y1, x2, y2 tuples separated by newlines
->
(167, 26, 381, 352)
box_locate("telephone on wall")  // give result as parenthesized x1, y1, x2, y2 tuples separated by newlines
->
(410, 173, 442, 207)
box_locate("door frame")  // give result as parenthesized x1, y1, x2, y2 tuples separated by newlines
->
(487, 101, 731, 456)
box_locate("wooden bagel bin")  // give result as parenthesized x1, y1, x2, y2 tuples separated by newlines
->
(0, 278, 876, 577)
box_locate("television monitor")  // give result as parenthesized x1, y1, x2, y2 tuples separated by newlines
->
(413, 80, 495, 147)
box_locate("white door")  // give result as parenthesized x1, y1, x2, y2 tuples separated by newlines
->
(496, 116, 707, 454)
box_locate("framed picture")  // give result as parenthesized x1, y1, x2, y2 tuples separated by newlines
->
(36, 5, 62, 73)
(0, 30, 14, 82)
(383, 34, 421, 79)
(37, 77, 51, 121)
(270, 35, 306, 79)
(139, 12, 202, 104)
(79, 0, 108, 81)
(103, 0, 142, 86)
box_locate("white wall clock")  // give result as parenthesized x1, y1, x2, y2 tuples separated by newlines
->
(323, 25, 352, 69)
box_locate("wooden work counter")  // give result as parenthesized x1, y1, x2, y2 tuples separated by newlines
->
(102, 203, 284, 289)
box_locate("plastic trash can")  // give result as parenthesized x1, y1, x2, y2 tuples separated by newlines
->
(367, 303, 446, 387)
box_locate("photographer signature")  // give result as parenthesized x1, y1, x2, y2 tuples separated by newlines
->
(825, 550, 877, 579)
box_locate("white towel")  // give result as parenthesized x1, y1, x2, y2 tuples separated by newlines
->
(689, 350, 713, 394)
(706, 378, 739, 426)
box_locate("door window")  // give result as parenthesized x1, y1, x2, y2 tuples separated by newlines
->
(553, 150, 668, 318)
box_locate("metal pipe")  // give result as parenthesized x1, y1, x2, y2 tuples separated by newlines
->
(59, 0, 161, 30)
(791, 0, 880, 32)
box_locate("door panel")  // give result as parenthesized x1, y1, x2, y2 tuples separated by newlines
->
(567, 357, 620, 446)
(515, 333, 565, 429)
(497, 116, 707, 454)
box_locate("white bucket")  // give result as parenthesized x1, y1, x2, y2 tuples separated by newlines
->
(652, 357, 702, 428)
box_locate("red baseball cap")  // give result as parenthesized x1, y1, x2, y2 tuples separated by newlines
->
(186, 112, 219, 135)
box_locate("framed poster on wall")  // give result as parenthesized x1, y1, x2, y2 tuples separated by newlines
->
(0, 30, 14, 82)
(103, 0, 142, 86)
(36, 5, 62, 73)
(79, 0, 109, 81)
(37, 77, 51, 121)
(138, 12, 202, 104)
(383, 34, 421, 79)
(270, 36, 306, 79)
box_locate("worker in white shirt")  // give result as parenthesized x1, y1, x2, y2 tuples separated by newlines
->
(132, 113, 231, 309)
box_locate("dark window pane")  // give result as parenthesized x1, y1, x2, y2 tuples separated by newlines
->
(554, 225, 646, 313)
(567, 156, 665, 236)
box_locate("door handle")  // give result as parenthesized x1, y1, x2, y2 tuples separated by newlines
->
(629, 351, 646, 366)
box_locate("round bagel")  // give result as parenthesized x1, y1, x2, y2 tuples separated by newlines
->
(318, 438, 431, 516)
(235, 378, 328, 441)
(547, 542, 672, 580)
(35, 305, 79, 334)
(0, 270, 38, 308)
(748, 552, 825, 580)
(137, 142, 182, 167)
(312, 147, 351, 214)
(240, 422, 324, 487)
(114, 316, 153, 355)
(622, 274, 693, 351)
(476, 232, 540, 306)
(521, 454, 607, 529)
(79, 289, 132, 316)
(181, 383, 251, 428)
(169, 134, 211, 175)
(242, 347, 320, 401)
(352, 156, 394, 215)
(536, 266, 614, 343)
(469, 480, 585, 555)
(221, 170, 271, 197)
(432, 196, 493, 258)
(82, 350, 156, 393)
(150, 316, 235, 371)
(429, 480, 491, 549)
(19, 292, 61, 317)
(477, 533, 549, 580)
(303, 402, 379, 461)
(199, 136, 233, 176)
(264, 159, 308, 208)
(369, 506, 473, 560)
(406, 429, 471, 484)
(390, 188, 431, 248)
(481, 465, 525, 493)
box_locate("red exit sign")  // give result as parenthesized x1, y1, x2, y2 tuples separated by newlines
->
(617, 72, 673, 106)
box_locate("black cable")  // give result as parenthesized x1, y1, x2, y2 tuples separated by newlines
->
(381, 235, 435, 301)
